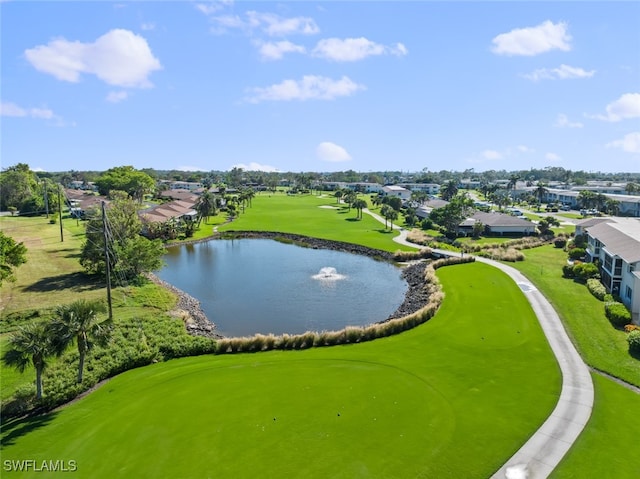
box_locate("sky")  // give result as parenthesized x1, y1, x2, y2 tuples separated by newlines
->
(1, 1, 640, 174)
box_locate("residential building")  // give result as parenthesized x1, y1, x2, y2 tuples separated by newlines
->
(459, 211, 536, 236)
(580, 217, 640, 324)
(399, 183, 441, 195)
(381, 185, 412, 201)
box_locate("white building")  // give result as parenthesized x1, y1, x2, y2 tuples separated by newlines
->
(381, 185, 412, 201)
(580, 217, 640, 324)
(399, 183, 441, 195)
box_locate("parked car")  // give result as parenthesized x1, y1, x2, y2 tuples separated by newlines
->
(560, 204, 571, 211)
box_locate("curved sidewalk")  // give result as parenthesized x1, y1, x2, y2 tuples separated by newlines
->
(363, 209, 594, 478)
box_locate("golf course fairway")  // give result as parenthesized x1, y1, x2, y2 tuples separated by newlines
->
(1, 262, 561, 478)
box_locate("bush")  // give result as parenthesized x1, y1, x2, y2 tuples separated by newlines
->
(572, 262, 599, 282)
(628, 330, 640, 355)
(562, 264, 575, 278)
(553, 237, 567, 249)
(605, 302, 632, 327)
(568, 248, 586, 260)
(624, 324, 640, 333)
(586, 278, 607, 301)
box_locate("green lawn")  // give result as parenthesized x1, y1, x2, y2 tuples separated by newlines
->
(0, 262, 561, 478)
(218, 192, 413, 252)
(0, 216, 106, 316)
(511, 245, 639, 387)
(551, 374, 640, 479)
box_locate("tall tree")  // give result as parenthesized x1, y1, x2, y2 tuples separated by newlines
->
(2, 322, 54, 399)
(353, 198, 367, 220)
(51, 300, 112, 383)
(94, 166, 155, 201)
(80, 197, 164, 282)
(0, 231, 28, 286)
(195, 191, 216, 225)
(534, 182, 549, 207)
(441, 180, 458, 201)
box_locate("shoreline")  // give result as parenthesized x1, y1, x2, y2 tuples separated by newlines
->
(157, 231, 431, 339)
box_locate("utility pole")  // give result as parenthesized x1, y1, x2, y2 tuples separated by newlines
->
(43, 180, 49, 219)
(101, 201, 113, 321)
(57, 187, 64, 242)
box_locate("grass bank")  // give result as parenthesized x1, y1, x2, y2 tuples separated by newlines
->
(512, 245, 639, 387)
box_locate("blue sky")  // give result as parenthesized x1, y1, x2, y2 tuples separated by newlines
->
(2, 1, 639, 174)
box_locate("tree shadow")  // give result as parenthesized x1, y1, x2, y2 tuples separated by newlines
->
(23, 272, 103, 293)
(376, 228, 393, 235)
(0, 411, 59, 447)
(345, 218, 360, 222)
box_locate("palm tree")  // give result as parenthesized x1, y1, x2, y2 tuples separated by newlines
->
(51, 300, 112, 383)
(334, 189, 344, 204)
(625, 182, 639, 195)
(2, 322, 54, 399)
(603, 198, 620, 216)
(441, 180, 458, 201)
(195, 191, 216, 226)
(534, 182, 549, 209)
(507, 174, 520, 192)
(353, 198, 367, 220)
(380, 204, 392, 229)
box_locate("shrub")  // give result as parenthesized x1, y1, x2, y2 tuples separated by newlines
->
(568, 248, 586, 260)
(605, 302, 632, 327)
(624, 324, 640, 333)
(586, 278, 607, 301)
(562, 264, 575, 278)
(553, 237, 567, 249)
(572, 262, 599, 282)
(628, 330, 640, 355)
(573, 234, 587, 248)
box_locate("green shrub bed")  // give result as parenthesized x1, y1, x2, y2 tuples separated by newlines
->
(604, 302, 632, 328)
(587, 278, 607, 301)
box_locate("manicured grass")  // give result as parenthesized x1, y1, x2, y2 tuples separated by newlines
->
(218, 192, 414, 252)
(511, 245, 639, 387)
(0, 262, 561, 478)
(550, 374, 640, 479)
(0, 216, 106, 316)
(457, 236, 514, 245)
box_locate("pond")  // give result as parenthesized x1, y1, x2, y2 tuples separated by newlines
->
(157, 239, 408, 337)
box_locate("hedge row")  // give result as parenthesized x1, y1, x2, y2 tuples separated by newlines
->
(605, 301, 632, 328)
(586, 278, 608, 301)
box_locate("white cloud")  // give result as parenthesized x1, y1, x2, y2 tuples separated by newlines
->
(316, 142, 352, 163)
(24, 29, 162, 88)
(482, 150, 503, 160)
(195, 1, 233, 16)
(312, 37, 408, 62)
(554, 113, 583, 128)
(245, 75, 365, 103)
(106, 91, 129, 103)
(256, 40, 306, 61)
(231, 162, 279, 172)
(204, 9, 319, 36)
(606, 132, 640, 154)
(140, 22, 155, 31)
(517, 145, 535, 153)
(247, 11, 319, 36)
(523, 64, 595, 81)
(545, 152, 562, 162)
(587, 93, 640, 122)
(492, 20, 571, 56)
(176, 165, 206, 172)
(2, 101, 53, 119)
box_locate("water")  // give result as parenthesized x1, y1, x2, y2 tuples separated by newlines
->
(157, 239, 408, 337)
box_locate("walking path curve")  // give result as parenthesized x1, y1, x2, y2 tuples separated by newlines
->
(363, 208, 594, 479)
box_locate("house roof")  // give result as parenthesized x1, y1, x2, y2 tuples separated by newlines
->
(467, 211, 535, 228)
(585, 218, 640, 263)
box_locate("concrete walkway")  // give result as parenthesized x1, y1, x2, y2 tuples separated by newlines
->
(362, 209, 594, 479)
